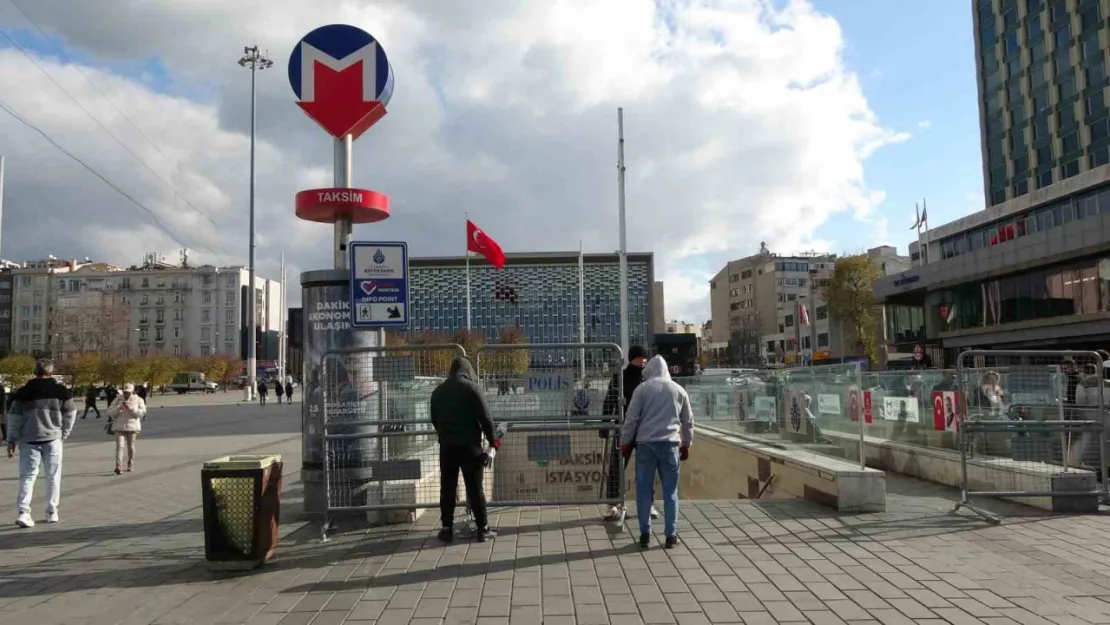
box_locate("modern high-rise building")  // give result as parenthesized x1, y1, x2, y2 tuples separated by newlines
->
(872, 1, 1110, 365)
(408, 252, 655, 350)
(973, 0, 1108, 207)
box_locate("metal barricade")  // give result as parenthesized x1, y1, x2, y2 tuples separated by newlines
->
(320, 343, 465, 537)
(474, 342, 626, 507)
(953, 350, 1108, 523)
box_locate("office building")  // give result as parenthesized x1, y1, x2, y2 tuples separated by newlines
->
(408, 252, 655, 350)
(974, 0, 1109, 207)
(875, 0, 1110, 364)
(12, 253, 282, 360)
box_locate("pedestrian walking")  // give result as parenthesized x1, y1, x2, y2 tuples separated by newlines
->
(600, 345, 656, 522)
(82, 385, 101, 419)
(106, 383, 147, 475)
(620, 355, 693, 549)
(257, 379, 268, 406)
(274, 378, 285, 404)
(430, 357, 498, 543)
(104, 384, 119, 408)
(284, 377, 294, 402)
(5, 359, 77, 528)
(136, 383, 148, 401)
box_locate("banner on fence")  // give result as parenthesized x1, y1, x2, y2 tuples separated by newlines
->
(784, 389, 809, 435)
(817, 393, 841, 416)
(883, 396, 919, 423)
(931, 391, 961, 432)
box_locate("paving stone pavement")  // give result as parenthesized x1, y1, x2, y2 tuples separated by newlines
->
(1, 405, 1110, 625)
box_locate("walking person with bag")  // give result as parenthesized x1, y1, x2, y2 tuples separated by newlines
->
(82, 386, 101, 419)
(106, 383, 147, 475)
(5, 359, 77, 528)
(620, 355, 694, 549)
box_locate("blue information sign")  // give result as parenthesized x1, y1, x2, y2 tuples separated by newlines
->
(349, 241, 409, 328)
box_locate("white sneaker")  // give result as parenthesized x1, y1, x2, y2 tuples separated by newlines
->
(15, 513, 34, 528)
(650, 506, 660, 519)
(45, 510, 58, 524)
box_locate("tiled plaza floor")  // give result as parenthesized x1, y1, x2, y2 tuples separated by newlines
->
(1, 404, 1108, 624)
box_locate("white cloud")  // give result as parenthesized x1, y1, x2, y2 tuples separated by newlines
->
(918, 119, 933, 130)
(0, 0, 905, 324)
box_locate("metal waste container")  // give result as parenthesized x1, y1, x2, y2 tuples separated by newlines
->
(201, 454, 283, 570)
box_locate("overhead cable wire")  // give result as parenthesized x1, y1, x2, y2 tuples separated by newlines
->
(0, 12, 230, 261)
(0, 97, 218, 254)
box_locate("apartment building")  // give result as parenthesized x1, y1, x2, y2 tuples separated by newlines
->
(709, 245, 842, 366)
(8, 253, 282, 360)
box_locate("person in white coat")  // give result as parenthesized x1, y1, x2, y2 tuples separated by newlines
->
(106, 383, 147, 475)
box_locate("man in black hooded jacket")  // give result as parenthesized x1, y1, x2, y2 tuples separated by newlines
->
(600, 345, 652, 521)
(430, 357, 498, 542)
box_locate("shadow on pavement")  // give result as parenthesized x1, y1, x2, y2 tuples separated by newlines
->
(0, 518, 205, 551)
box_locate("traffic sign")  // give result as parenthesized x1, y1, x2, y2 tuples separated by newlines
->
(288, 24, 395, 140)
(350, 242, 408, 328)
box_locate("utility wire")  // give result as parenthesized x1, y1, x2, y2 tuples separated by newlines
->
(0, 97, 217, 254)
(0, 7, 229, 261)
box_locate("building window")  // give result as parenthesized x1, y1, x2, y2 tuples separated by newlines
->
(203, 291, 212, 304)
(173, 327, 181, 339)
(1062, 158, 1080, 178)
(1038, 169, 1054, 188)
(173, 345, 180, 356)
(203, 275, 213, 285)
(201, 327, 211, 340)
(155, 328, 164, 341)
(225, 310, 234, 323)
(140, 295, 148, 305)
(225, 292, 235, 305)
(141, 277, 149, 288)
(202, 310, 210, 323)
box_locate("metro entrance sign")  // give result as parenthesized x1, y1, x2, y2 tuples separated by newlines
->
(350, 242, 409, 328)
(288, 24, 394, 139)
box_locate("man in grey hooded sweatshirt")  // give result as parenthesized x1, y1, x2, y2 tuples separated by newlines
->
(620, 355, 693, 549)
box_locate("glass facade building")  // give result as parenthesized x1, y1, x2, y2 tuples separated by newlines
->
(408, 252, 654, 349)
(975, 0, 1109, 207)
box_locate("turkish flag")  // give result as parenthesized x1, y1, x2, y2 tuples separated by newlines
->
(467, 220, 506, 268)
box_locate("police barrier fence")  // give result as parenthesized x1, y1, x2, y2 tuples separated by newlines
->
(321, 343, 465, 535)
(320, 342, 627, 538)
(475, 342, 626, 507)
(953, 350, 1108, 523)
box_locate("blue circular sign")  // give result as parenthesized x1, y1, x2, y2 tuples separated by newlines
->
(288, 24, 394, 107)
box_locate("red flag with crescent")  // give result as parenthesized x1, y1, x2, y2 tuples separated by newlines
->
(467, 220, 506, 269)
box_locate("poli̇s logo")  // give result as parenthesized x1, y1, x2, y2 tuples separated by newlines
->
(288, 24, 395, 140)
(373, 249, 386, 264)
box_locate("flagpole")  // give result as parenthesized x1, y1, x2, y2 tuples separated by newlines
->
(921, 198, 929, 264)
(465, 216, 472, 331)
(578, 241, 586, 380)
(617, 108, 629, 361)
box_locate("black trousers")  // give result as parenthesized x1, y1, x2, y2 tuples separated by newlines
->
(439, 445, 488, 529)
(605, 436, 624, 500)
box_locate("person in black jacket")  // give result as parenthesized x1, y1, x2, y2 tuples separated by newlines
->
(430, 357, 498, 543)
(600, 345, 652, 521)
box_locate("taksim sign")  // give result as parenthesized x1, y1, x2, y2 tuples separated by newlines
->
(294, 187, 390, 223)
(288, 24, 395, 140)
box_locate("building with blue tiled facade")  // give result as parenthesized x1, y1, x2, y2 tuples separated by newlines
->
(409, 252, 655, 348)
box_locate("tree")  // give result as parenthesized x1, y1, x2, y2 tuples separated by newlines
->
(100, 356, 149, 386)
(146, 353, 182, 390)
(484, 326, 529, 375)
(219, 358, 244, 386)
(822, 254, 882, 364)
(61, 353, 102, 388)
(0, 354, 37, 388)
(51, 291, 132, 357)
(406, 331, 460, 377)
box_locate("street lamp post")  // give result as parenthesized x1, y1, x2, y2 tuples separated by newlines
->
(238, 46, 273, 402)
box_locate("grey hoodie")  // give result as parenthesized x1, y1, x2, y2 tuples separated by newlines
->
(620, 355, 694, 447)
(1075, 374, 1109, 408)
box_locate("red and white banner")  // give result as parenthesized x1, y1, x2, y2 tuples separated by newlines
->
(931, 391, 962, 432)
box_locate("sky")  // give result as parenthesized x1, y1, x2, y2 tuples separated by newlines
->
(0, 0, 984, 324)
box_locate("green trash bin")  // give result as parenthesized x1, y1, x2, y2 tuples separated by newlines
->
(201, 454, 283, 571)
